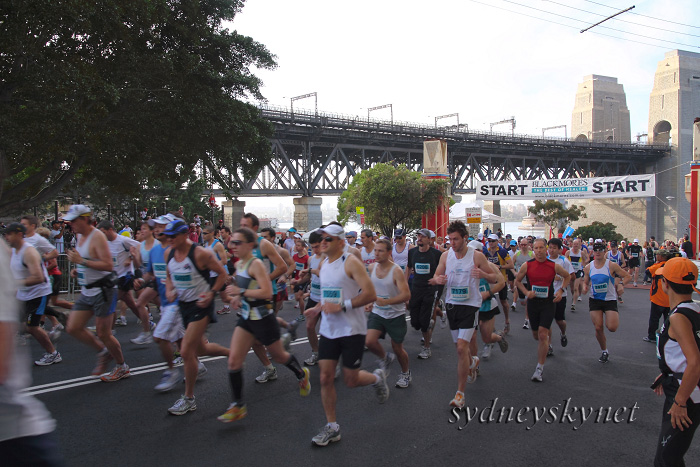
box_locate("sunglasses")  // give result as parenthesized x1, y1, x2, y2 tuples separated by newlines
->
(322, 236, 335, 242)
(488, 240, 498, 243)
(230, 240, 243, 246)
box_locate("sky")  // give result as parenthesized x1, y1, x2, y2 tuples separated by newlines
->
(226, 0, 700, 212)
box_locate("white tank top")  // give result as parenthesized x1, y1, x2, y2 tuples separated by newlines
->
(319, 254, 366, 338)
(309, 254, 322, 301)
(76, 229, 111, 297)
(392, 243, 409, 270)
(370, 263, 406, 319)
(108, 235, 136, 278)
(445, 247, 481, 307)
(361, 246, 375, 270)
(168, 247, 210, 302)
(11, 243, 51, 301)
(206, 239, 227, 277)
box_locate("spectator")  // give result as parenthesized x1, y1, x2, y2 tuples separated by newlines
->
(49, 220, 65, 254)
(681, 234, 694, 260)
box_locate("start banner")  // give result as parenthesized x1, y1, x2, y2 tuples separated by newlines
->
(476, 174, 655, 201)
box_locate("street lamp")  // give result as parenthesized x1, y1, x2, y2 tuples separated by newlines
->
(367, 104, 393, 124)
(290, 92, 318, 115)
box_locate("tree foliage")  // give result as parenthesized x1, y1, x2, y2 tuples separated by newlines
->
(574, 222, 623, 243)
(528, 200, 586, 234)
(337, 164, 450, 237)
(1, 0, 276, 215)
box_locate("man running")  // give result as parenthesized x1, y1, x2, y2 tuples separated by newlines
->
(307, 224, 384, 447)
(64, 205, 130, 381)
(511, 238, 534, 329)
(365, 239, 412, 388)
(547, 238, 575, 355)
(582, 241, 630, 364)
(626, 239, 643, 287)
(391, 229, 412, 272)
(202, 225, 232, 315)
(432, 221, 501, 407)
(566, 238, 589, 311)
(360, 229, 376, 270)
(514, 238, 570, 382)
(483, 233, 514, 334)
(301, 230, 324, 366)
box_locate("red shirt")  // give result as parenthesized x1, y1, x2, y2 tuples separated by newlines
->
(292, 253, 308, 279)
(525, 258, 556, 299)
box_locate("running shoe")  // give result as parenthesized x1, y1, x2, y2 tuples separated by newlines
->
(547, 345, 554, 357)
(642, 336, 656, 343)
(378, 352, 395, 371)
(172, 355, 184, 366)
(497, 332, 509, 353)
(312, 424, 341, 446)
(570, 304, 576, 311)
(35, 351, 62, 366)
(481, 344, 492, 360)
(304, 352, 319, 366)
(599, 351, 609, 364)
(101, 364, 131, 382)
(217, 402, 247, 423)
(503, 322, 511, 335)
(296, 314, 305, 322)
(633, 282, 637, 287)
(130, 331, 153, 345)
(618, 296, 624, 304)
(155, 369, 181, 392)
(288, 319, 299, 341)
(372, 369, 389, 403)
(299, 367, 311, 396)
(449, 391, 465, 408)
(467, 356, 480, 384)
(510, 304, 516, 311)
(396, 371, 412, 388)
(168, 395, 196, 415)
(282, 332, 292, 351)
(417, 347, 431, 359)
(92, 349, 113, 376)
(115, 316, 127, 326)
(531, 367, 543, 382)
(577, 296, 582, 302)
(522, 320, 530, 330)
(216, 306, 231, 315)
(255, 366, 278, 383)
(561, 334, 568, 347)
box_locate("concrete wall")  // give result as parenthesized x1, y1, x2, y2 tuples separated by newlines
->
(571, 74, 631, 142)
(571, 198, 648, 242)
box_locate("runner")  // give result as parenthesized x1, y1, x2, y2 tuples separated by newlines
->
(651, 257, 700, 466)
(164, 219, 230, 415)
(289, 237, 309, 320)
(360, 229, 376, 270)
(391, 229, 412, 272)
(405, 228, 443, 359)
(483, 233, 514, 334)
(582, 241, 631, 363)
(217, 227, 310, 423)
(514, 238, 570, 382)
(626, 239, 643, 287)
(566, 238, 589, 311)
(547, 238, 575, 355)
(432, 221, 502, 406)
(606, 240, 627, 303)
(511, 238, 534, 329)
(643, 249, 673, 344)
(202, 225, 232, 315)
(64, 205, 130, 381)
(300, 230, 324, 366)
(307, 224, 385, 447)
(5, 223, 62, 366)
(365, 238, 412, 388)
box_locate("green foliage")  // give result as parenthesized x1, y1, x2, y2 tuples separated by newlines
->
(337, 164, 450, 237)
(573, 222, 623, 243)
(0, 0, 275, 215)
(528, 200, 586, 234)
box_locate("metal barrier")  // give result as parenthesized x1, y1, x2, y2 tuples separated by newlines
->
(56, 254, 77, 298)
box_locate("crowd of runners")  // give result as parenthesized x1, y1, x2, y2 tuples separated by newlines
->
(2, 206, 699, 465)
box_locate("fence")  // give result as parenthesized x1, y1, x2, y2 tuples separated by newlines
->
(55, 253, 77, 298)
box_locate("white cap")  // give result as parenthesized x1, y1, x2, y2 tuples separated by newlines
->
(63, 204, 91, 221)
(487, 234, 499, 240)
(589, 238, 594, 242)
(428, 230, 436, 239)
(477, 233, 484, 240)
(148, 214, 176, 227)
(634, 238, 639, 243)
(468, 240, 484, 250)
(320, 224, 344, 237)
(595, 239, 603, 243)
(293, 233, 302, 239)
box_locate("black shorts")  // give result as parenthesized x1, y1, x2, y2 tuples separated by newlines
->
(588, 298, 618, 313)
(236, 314, 281, 347)
(179, 300, 216, 327)
(409, 287, 438, 332)
(554, 296, 567, 322)
(506, 269, 515, 281)
(526, 298, 555, 330)
(518, 281, 531, 299)
(497, 286, 508, 301)
(50, 275, 61, 297)
(445, 304, 479, 330)
(306, 297, 319, 310)
(23, 296, 49, 327)
(628, 258, 640, 268)
(318, 334, 365, 369)
(293, 284, 306, 293)
(117, 275, 134, 292)
(479, 307, 500, 322)
(655, 380, 700, 466)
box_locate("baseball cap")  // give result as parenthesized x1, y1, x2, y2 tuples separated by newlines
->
(5, 222, 26, 234)
(293, 233, 302, 239)
(589, 238, 594, 242)
(468, 240, 483, 250)
(417, 228, 431, 237)
(288, 227, 297, 233)
(487, 234, 499, 241)
(148, 214, 176, 227)
(319, 224, 344, 237)
(610, 240, 617, 247)
(634, 238, 639, 243)
(394, 228, 405, 237)
(163, 220, 189, 236)
(428, 230, 436, 239)
(63, 204, 92, 221)
(510, 240, 517, 246)
(592, 242, 606, 251)
(657, 257, 700, 294)
(477, 233, 484, 240)
(346, 231, 357, 238)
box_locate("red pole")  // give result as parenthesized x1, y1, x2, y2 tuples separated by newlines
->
(690, 162, 700, 259)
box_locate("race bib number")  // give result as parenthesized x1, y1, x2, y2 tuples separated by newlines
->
(153, 263, 167, 281)
(593, 282, 608, 294)
(112, 256, 118, 267)
(479, 284, 487, 293)
(532, 285, 549, 298)
(322, 287, 343, 305)
(414, 263, 430, 275)
(77, 266, 86, 286)
(450, 286, 469, 302)
(295, 262, 304, 271)
(240, 300, 250, 320)
(311, 281, 321, 293)
(400, 265, 406, 271)
(631, 253, 638, 258)
(374, 294, 390, 310)
(571, 261, 580, 270)
(172, 273, 194, 289)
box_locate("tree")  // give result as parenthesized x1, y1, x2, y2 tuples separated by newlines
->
(0, 0, 275, 215)
(337, 163, 450, 237)
(528, 200, 586, 235)
(574, 222, 623, 243)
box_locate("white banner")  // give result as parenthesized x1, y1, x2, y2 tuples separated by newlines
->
(476, 174, 655, 201)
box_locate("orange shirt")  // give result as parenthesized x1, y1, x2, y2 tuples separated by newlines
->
(648, 261, 669, 308)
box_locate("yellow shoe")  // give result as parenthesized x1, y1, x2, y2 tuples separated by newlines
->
(217, 403, 247, 423)
(299, 367, 311, 397)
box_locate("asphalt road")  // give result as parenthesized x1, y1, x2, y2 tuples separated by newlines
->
(23, 286, 700, 467)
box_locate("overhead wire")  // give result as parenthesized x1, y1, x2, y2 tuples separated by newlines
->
(582, 0, 700, 29)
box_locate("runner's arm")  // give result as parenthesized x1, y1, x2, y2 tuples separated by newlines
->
(514, 262, 529, 296)
(429, 250, 448, 285)
(345, 255, 377, 309)
(379, 266, 410, 305)
(666, 313, 700, 430)
(23, 247, 47, 286)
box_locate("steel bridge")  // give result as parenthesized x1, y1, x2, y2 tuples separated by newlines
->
(213, 106, 669, 197)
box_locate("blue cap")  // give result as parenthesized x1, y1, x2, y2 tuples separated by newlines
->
(346, 231, 357, 237)
(510, 240, 517, 246)
(394, 228, 405, 237)
(163, 220, 189, 236)
(288, 227, 297, 233)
